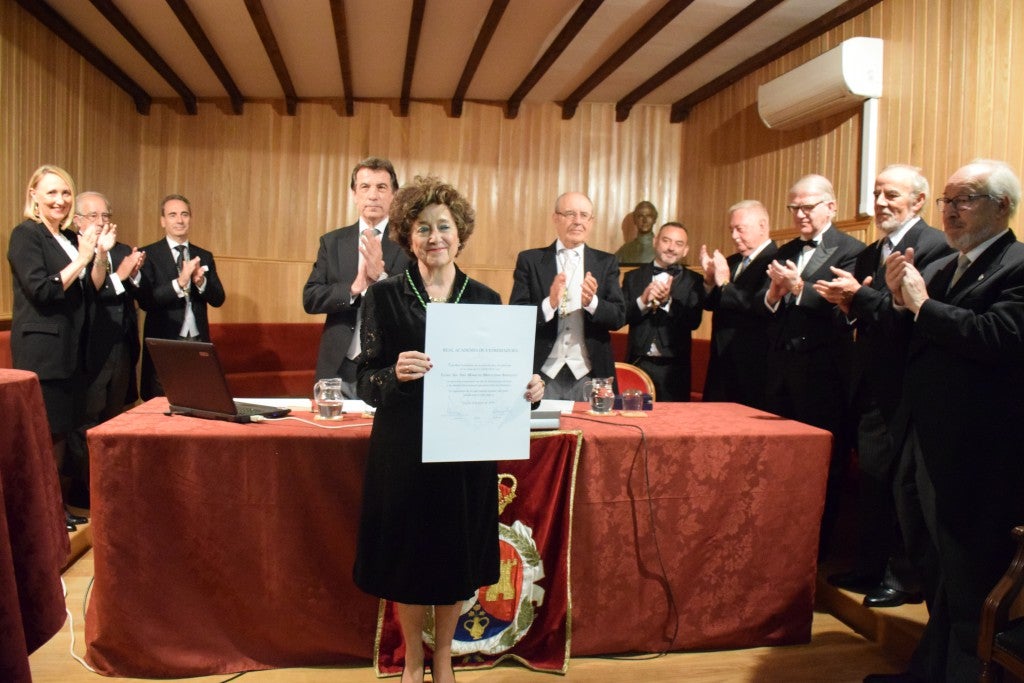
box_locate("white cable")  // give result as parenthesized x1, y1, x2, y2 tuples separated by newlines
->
(63, 576, 97, 673)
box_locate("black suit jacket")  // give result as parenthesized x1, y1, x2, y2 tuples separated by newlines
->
(7, 219, 87, 381)
(897, 230, 1024, 519)
(622, 263, 703, 361)
(762, 226, 864, 433)
(85, 241, 141, 403)
(303, 222, 410, 379)
(137, 239, 226, 398)
(509, 242, 626, 380)
(846, 219, 952, 422)
(702, 242, 778, 407)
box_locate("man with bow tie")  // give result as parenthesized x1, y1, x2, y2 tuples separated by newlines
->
(622, 222, 704, 400)
(510, 192, 626, 401)
(303, 157, 409, 397)
(762, 174, 864, 556)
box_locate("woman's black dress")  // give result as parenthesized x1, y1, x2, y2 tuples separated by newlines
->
(353, 264, 501, 605)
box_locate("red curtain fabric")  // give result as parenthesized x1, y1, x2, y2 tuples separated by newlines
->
(374, 431, 582, 675)
(0, 369, 70, 683)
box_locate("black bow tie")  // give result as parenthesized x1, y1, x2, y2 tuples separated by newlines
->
(653, 265, 682, 277)
(801, 239, 819, 248)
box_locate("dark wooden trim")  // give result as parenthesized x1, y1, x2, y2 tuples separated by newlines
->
(88, 0, 196, 114)
(243, 0, 298, 115)
(13, 0, 152, 114)
(504, 0, 604, 119)
(165, 0, 243, 114)
(561, 0, 694, 120)
(451, 0, 508, 118)
(328, 0, 354, 116)
(399, 0, 426, 117)
(670, 0, 884, 123)
(615, 0, 784, 122)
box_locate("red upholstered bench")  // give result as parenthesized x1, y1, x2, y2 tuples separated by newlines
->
(610, 330, 710, 401)
(0, 330, 11, 370)
(208, 323, 322, 398)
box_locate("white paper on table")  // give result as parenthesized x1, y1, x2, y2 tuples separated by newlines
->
(422, 303, 535, 462)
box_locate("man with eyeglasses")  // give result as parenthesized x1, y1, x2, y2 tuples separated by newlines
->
(65, 191, 146, 510)
(814, 165, 952, 610)
(510, 192, 626, 401)
(862, 160, 1024, 683)
(303, 157, 408, 398)
(762, 174, 864, 557)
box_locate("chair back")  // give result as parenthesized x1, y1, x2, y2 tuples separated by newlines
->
(614, 362, 656, 401)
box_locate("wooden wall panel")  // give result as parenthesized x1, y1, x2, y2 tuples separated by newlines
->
(1, 0, 142, 321)
(682, 0, 1024, 260)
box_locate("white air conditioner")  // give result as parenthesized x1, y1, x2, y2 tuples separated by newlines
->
(757, 37, 883, 130)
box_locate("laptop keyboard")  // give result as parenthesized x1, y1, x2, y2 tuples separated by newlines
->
(233, 401, 275, 415)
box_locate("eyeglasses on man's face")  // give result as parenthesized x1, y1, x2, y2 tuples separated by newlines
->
(785, 199, 826, 215)
(935, 194, 996, 211)
(555, 210, 593, 222)
(76, 212, 112, 221)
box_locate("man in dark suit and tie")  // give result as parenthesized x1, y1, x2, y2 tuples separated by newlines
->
(510, 192, 626, 400)
(863, 160, 1024, 683)
(815, 165, 953, 608)
(763, 174, 864, 554)
(699, 199, 777, 409)
(303, 157, 409, 397)
(138, 194, 226, 400)
(621, 222, 703, 400)
(66, 191, 146, 507)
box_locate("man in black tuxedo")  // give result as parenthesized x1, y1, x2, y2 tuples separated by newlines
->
(815, 165, 953, 608)
(510, 192, 626, 400)
(762, 174, 864, 554)
(621, 222, 703, 400)
(863, 160, 1024, 683)
(138, 194, 226, 399)
(66, 191, 145, 507)
(303, 157, 409, 397)
(699, 199, 777, 409)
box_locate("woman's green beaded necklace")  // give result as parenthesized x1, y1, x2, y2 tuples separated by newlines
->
(406, 268, 469, 309)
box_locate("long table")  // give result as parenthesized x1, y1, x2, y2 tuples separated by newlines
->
(0, 369, 70, 683)
(84, 400, 831, 678)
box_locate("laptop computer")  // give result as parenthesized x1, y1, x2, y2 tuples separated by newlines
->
(144, 337, 291, 423)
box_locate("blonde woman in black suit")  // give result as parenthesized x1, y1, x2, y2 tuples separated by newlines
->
(7, 165, 106, 530)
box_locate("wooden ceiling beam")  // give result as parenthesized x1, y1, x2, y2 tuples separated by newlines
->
(164, 0, 243, 114)
(615, 0, 785, 122)
(88, 0, 196, 114)
(328, 0, 354, 116)
(450, 0, 509, 118)
(243, 0, 298, 115)
(670, 0, 885, 123)
(399, 0, 426, 117)
(13, 0, 152, 114)
(562, 0, 695, 120)
(505, 0, 604, 120)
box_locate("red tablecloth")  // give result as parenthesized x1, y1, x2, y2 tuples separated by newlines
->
(84, 400, 830, 677)
(0, 369, 70, 683)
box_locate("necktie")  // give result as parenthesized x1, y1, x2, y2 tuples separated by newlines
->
(880, 237, 893, 263)
(734, 256, 751, 278)
(174, 245, 185, 272)
(652, 264, 682, 277)
(801, 239, 819, 248)
(949, 253, 971, 289)
(362, 227, 379, 239)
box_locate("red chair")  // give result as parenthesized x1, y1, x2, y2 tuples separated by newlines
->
(979, 525, 1024, 682)
(614, 361, 656, 401)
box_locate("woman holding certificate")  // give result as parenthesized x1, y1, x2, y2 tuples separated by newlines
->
(354, 176, 544, 683)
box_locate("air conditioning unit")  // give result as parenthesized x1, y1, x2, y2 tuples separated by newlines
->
(757, 37, 883, 130)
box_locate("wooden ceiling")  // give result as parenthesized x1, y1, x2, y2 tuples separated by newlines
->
(14, 0, 881, 122)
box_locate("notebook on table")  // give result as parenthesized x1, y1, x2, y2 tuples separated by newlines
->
(144, 337, 291, 423)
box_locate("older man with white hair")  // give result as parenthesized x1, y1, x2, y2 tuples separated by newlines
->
(864, 159, 1024, 682)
